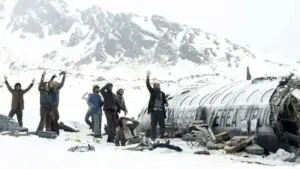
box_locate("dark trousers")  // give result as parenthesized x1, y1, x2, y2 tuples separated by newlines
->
(36, 106, 51, 132)
(50, 107, 60, 135)
(151, 109, 166, 140)
(105, 110, 117, 142)
(8, 107, 23, 127)
(85, 110, 94, 130)
(116, 112, 119, 121)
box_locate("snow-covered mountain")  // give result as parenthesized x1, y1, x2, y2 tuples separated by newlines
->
(1, 0, 299, 83)
(1, 1, 300, 167)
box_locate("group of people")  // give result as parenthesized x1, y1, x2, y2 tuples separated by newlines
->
(3, 71, 66, 135)
(3, 70, 169, 146)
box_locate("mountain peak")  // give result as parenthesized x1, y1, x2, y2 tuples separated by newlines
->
(1, 0, 298, 80)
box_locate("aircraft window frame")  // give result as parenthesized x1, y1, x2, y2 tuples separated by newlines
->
(189, 95, 199, 105)
(209, 93, 221, 104)
(260, 88, 274, 102)
(179, 96, 190, 106)
(233, 90, 245, 103)
(199, 94, 210, 105)
(247, 89, 259, 102)
(221, 92, 232, 104)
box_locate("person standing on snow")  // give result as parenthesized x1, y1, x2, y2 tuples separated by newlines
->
(100, 83, 127, 143)
(82, 92, 94, 131)
(87, 85, 104, 138)
(116, 88, 128, 121)
(47, 71, 66, 135)
(146, 70, 168, 140)
(36, 71, 52, 132)
(4, 75, 35, 127)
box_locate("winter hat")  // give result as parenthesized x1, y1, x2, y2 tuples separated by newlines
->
(14, 83, 21, 88)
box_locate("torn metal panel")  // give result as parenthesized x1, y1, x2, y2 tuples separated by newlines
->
(0, 114, 20, 132)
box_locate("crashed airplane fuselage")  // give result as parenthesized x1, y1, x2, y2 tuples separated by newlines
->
(0, 114, 20, 132)
(137, 75, 300, 153)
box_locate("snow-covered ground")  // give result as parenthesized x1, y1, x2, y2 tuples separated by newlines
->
(0, 70, 300, 169)
(1, 0, 300, 167)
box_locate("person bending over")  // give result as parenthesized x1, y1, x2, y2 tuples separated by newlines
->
(115, 117, 140, 146)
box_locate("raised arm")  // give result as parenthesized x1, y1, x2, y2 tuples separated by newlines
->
(56, 71, 66, 90)
(23, 80, 34, 94)
(100, 84, 108, 96)
(146, 71, 153, 93)
(38, 72, 46, 91)
(81, 92, 89, 101)
(125, 117, 139, 130)
(4, 76, 13, 93)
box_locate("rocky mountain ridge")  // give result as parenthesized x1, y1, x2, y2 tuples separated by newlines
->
(1, 0, 257, 68)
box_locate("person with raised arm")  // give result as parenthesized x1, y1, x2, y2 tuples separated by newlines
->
(4, 75, 35, 127)
(146, 70, 168, 140)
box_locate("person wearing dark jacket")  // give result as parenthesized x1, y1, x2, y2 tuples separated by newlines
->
(4, 75, 35, 127)
(116, 88, 127, 121)
(36, 71, 52, 132)
(100, 83, 127, 142)
(146, 70, 168, 140)
(48, 71, 66, 135)
(87, 85, 104, 137)
(115, 117, 140, 146)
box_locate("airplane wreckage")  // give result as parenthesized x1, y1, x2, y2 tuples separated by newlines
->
(136, 73, 300, 160)
(0, 70, 300, 161)
(0, 114, 78, 138)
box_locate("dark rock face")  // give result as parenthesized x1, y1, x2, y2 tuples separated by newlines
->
(5, 0, 256, 67)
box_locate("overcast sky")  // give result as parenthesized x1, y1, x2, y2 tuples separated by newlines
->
(90, 0, 298, 61)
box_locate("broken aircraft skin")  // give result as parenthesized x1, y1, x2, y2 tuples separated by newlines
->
(0, 114, 20, 132)
(136, 74, 300, 153)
